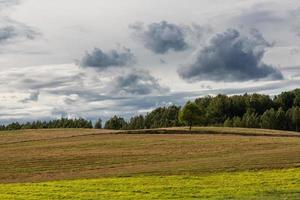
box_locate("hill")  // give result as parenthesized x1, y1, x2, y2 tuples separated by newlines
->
(0, 127, 299, 183)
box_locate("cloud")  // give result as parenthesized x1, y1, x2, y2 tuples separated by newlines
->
(291, 8, 300, 37)
(290, 48, 300, 55)
(229, 3, 300, 39)
(178, 28, 283, 82)
(159, 58, 166, 64)
(237, 8, 285, 27)
(0, 0, 40, 46)
(0, 0, 40, 48)
(51, 108, 68, 118)
(20, 74, 83, 90)
(130, 21, 188, 54)
(20, 91, 39, 103)
(111, 69, 169, 95)
(0, 63, 299, 124)
(64, 94, 79, 105)
(0, 18, 39, 45)
(0, 0, 19, 9)
(79, 47, 135, 69)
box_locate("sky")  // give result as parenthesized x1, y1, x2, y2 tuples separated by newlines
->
(0, 0, 300, 123)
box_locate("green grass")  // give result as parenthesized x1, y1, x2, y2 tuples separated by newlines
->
(0, 168, 299, 200)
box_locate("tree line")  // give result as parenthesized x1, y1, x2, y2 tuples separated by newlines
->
(104, 88, 300, 132)
(2, 88, 300, 132)
(0, 118, 93, 131)
(104, 105, 181, 130)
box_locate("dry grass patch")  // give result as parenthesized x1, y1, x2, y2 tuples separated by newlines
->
(0, 128, 299, 183)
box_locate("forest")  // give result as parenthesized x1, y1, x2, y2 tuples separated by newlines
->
(1, 88, 300, 132)
(104, 88, 300, 132)
(0, 118, 93, 131)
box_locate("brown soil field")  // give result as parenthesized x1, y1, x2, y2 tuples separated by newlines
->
(0, 128, 299, 183)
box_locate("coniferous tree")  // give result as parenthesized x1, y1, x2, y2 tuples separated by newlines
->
(94, 118, 102, 129)
(260, 108, 277, 129)
(275, 108, 286, 130)
(2, 88, 300, 132)
(232, 116, 243, 127)
(206, 95, 231, 124)
(223, 118, 233, 127)
(292, 107, 300, 132)
(242, 110, 260, 128)
(104, 116, 128, 130)
(128, 115, 145, 130)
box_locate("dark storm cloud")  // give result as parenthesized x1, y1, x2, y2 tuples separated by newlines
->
(79, 47, 135, 69)
(130, 21, 188, 54)
(112, 69, 169, 95)
(178, 28, 283, 82)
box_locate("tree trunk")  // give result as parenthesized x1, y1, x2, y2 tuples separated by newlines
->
(189, 122, 192, 131)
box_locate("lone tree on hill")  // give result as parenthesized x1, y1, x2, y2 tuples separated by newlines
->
(179, 101, 202, 131)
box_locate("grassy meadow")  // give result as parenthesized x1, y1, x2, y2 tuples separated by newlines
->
(0, 128, 299, 199)
(0, 168, 299, 200)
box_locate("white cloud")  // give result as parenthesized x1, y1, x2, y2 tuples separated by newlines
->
(0, 0, 298, 123)
(0, 63, 298, 123)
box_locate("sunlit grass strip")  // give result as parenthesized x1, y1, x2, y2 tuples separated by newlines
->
(0, 168, 299, 200)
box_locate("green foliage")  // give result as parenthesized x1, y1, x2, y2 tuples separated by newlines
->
(0, 118, 93, 131)
(94, 118, 102, 129)
(242, 110, 260, 128)
(207, 94, 231, 124)
(286, 108, 295, 131)
(0, 169, 299, 200)
(260, 108, 277, 129)
(293, 93, 300, 107)
(274, 89, 300, 110)
(196, 93, 274, 126)
(179, 102, 202, 130)
(3, 88, 300, 132)
(104, 116, 128, 130)
(245, 94, 273, 114)
(128, 115, 145, 130)
(144, 105, 181, 129)
(229, 95, 247, 117)
(223, 118, 233, 127)
(195, 96, 212, 124)
(291, 107, 300, 131)
(275, 108, 286, 130)
(232, 116, 243, 127)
